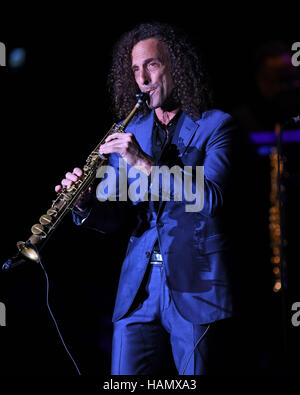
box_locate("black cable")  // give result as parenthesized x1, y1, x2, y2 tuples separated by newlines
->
(31, 244, 82, 375)
(180, 324, 210, 375)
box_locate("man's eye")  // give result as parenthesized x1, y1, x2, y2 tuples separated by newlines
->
(148, 62, 160, 70)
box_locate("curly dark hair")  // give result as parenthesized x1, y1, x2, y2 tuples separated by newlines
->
(108, 22, 213, 121)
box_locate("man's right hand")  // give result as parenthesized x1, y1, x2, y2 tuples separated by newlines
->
(55, 167, 92, 211)
(55, 167, 83, 192)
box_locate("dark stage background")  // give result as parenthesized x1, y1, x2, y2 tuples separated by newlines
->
(0, 9, 300, 377)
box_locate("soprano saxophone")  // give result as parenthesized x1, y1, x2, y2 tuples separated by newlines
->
(3, 93, 148, 270)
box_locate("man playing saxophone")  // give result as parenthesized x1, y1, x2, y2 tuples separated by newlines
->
(56, 22, 243, 375)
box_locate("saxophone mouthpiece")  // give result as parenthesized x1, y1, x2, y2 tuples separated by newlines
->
(136, 92, 149, 106)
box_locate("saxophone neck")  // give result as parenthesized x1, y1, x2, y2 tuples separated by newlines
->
(121, 103, 140, 129)
(121, 92, 149, 129)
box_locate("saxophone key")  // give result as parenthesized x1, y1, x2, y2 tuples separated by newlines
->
(31, 223, 46, 235)
(39, 214, 52, 225)
(28, 234, 43, 244)
(47, 208, 57, 216)
(62, 192, 73, 201)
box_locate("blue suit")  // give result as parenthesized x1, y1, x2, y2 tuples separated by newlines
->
(73, 109, 241, 374)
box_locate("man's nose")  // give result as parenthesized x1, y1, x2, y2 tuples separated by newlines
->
(139, 68, 151, 86)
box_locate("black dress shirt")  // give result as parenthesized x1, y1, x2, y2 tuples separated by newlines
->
(151, 110, 181, 254)
(151, 110, 181, 163)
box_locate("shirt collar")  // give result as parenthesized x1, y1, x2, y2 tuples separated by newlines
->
(153, 109, 182, 129)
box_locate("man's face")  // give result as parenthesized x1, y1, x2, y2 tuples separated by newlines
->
(131, 38, 174, 109)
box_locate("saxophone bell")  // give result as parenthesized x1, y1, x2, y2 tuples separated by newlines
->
(2, 93, 149, 270)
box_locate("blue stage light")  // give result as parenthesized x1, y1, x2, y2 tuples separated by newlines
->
(9, 48, 26, 68)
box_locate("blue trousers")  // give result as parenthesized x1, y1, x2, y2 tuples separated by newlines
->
(111, 263, 238, 375)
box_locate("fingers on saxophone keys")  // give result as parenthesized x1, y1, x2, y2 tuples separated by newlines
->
(61, 178, 73, 189)
(66, 172, 79, 182)
(73, 167, 83, 177)
(54, 179, 71, 193)
(55, 168, 82, 193)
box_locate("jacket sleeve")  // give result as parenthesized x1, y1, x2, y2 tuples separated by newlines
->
(201, 114, 239, 217)
(153, 114, 239, 217)
(72, 152, 137, 234)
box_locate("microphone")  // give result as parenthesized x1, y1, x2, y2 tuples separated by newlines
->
(140, 91, 151, 107)
(2, 245, 31, 271)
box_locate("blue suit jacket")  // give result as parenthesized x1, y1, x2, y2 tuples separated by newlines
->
(73, 109, 240, 325)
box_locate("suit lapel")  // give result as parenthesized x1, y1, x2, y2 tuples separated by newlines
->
(131, 111, 154, 157)
(172, 112, 200, 157)
(132, 111, 200, 158)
